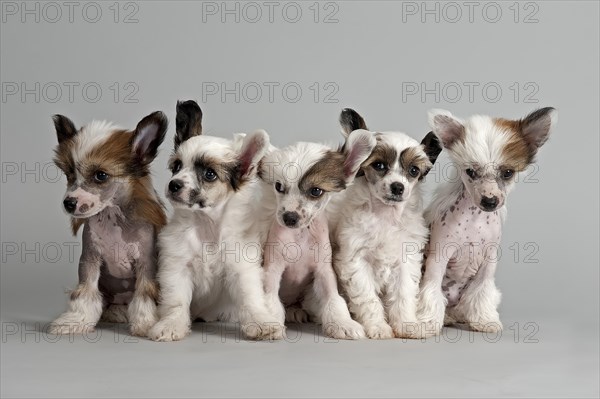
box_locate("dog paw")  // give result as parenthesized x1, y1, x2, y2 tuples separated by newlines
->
(324, 319, 366, 340)
(48, 314, 96, 335)
(147, 319, 190, 342)
(391, 321, 420, 339)
(242, 321, 285, 340)
(285, 306, 309, 323)
(364, 322, 394, 340)
(468, 320, 503, 333)
(129, 318, 157, 337)
(414, 319, 443, 338)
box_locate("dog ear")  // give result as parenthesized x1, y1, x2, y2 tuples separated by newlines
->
(175, 100, 203, 149)
(339, 108, 368, 138)
(52, 115, 78, 144)
(237, 129, 270, 180)
(428, 109, 464, 148)
(519, 107, 556, 156)
(132, 111, 168, 165)
(341, 129, 376, 181)
(421, 131, 443, 166)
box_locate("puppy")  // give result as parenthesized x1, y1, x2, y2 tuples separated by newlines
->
(259, 129, 376, 339)
(330, 109, 442, 339)
(50, 111, 168, 336)
(417, 107, 556, 336)
(148, 100, 284, 341)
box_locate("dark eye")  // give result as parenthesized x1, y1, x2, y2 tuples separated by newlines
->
(171, 160, 182, 174)
(501, 169, 514, 180)
(275, 182, 285, 193)
(309, 187, 324, 198)
(94, 170, 109, 183)
(465, 168, 477, 178)
(203, 168, 217, 182)
(372, 162, 387, 171)
(408, 165, 420, 177)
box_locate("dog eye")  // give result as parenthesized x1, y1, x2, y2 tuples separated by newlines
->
(203, 168, 218, 182)
(94, 170, 109, 183)
(408, 165, 420, 177)
(501, 169, 514, 180)
(309, 187, 324, 198)
(171, 160, 182, 174)
(372, 162, 387, 171)
(275, 182, 285, 193)
(465, 168, 477, 178)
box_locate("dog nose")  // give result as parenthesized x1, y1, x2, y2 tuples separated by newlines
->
(168, 180, 183, 193)
(282, 211, 300, 227)
(63, 197, 77, 213)
(480, 196, 498, 210)
(390, 182, 404, 196)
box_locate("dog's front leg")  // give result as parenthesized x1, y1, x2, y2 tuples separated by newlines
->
(49, 225, 104, 335)
(386, 254, 422, 339)
(147, 254, 193, 342)
(453, 258, 502, 333)
(128, 228, 159, 337)
(223, 255, 285, 341)
(262, 241, 287, 325)
(335, 251, 392, 339)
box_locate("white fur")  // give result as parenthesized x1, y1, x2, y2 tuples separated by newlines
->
(148, 131, 285, 342)
(330, 132, 430, 339)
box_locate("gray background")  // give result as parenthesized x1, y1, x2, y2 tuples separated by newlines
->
(1, 1, 598, 397)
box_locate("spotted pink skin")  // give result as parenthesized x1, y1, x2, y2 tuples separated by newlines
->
(426, 189, 502, 307)
(264, 213, 332, 306)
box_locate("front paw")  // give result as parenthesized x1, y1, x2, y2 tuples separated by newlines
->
(324, 319, 366, 340)
(391, 320, 420, 339)
(242, 321, 285, 340)
(129, 316, 157, 337)
(49, 313, 96, 335)
(468, 320, 503, 333)
(414, 319, 443, 338)
(128, 302, 159, 337)
(364, 322, 394, 339)
(285, 306, 309, 323)
(147, 319, 190, 342)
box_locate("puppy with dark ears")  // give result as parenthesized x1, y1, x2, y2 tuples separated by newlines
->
(50, 111, 168, 336)
(417, 107, 556, 337)
(330, 108, 442, 339)
(148, 100, 284, 342)
(259, 129, 376, 339)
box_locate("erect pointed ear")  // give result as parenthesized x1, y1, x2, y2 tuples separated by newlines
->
(421, 131, 443, 166)
(237, 129, 270, 179)
(131, 111, 168, 165)
(339, 108, 368, 138)
(428, 109, 464, 148)
(341, 129, 376, 181)
(519, 107, 556, 155)
(52, 115, 78, 144)
(175, 100, 203, 149)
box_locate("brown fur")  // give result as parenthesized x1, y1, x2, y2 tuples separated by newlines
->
(400, 147, 433, 180)
(494, 118, 533, 170)
(135, 278, 159, 302)
(194, 155, 242, 191)
(363, 137, 398, 171)
(299, 150, 347, 194)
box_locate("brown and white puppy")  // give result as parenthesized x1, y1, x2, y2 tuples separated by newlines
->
(50, 111, 168, 336)
(418, 107, 556, 336)
(329, 108, 442, 339)
(259, 130, 376, 339)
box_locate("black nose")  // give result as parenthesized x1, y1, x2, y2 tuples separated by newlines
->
(63, 197, 77, 213)
(282, 212, 299, 227)
(480, 196, 498, 210)
(168, 180, 183, 193)
(390, 182, 404, 196)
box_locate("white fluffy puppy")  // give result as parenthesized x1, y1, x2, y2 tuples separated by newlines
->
(147, 100, 283, 341)
(259, 129, 376, 339)
(330, 109, 442, 339)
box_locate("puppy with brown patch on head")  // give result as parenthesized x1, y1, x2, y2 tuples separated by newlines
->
(147, 100, 284, 342)
(417, 107, 556, 337)
(50, 111, 168, 336)
(259, 129, 376, 339)
(329, 109, 442, 339)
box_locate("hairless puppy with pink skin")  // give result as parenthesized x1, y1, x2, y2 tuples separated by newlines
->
(417, 107, 556, 337)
